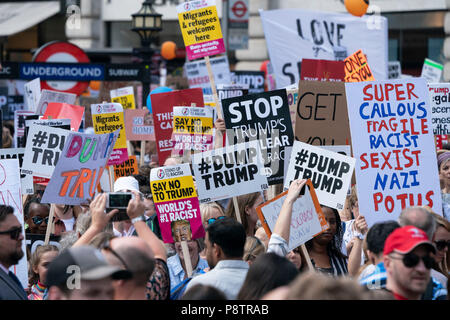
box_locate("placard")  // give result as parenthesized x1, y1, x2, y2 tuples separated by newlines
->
(344, 49, 375, 82)
(124, 109, 155, 141)
(222, 89, 294, 185)
(14, 110, 35, 148)
(296, 81, 351, 146)
(110, 86, 136, 110)
(41, 130, 119, 205)
(388, 61, 401, 79)
(35, 89, 76, 115)
(42, 102, 85, 131)
(231, 71, 265, 94)
(435, 134, 450, 150)
(192, 140, 268, 203)
(91, 103, 128, 165)
(345, 78, 443, 226)
(150, 163, 205, 243)
(256, 180, 328, 251)
(286, 87, 298, 130)
(260, 9, 388, 88)
(151, 88, 204, 165)
(113, 155, 139, 180)
(421, 58, 443, 83)
(24, 78, 41, 111)
(172, 106, 214, 152)
(428, 83, 450, 135)
(22, 125, 70, 179)
(300, 59, 345, 82)
(0, 148, 34, 195)
(228, 0, 249, 50)
(217, 84, 249, 101)
(177, 0, 225, 60)
(284, 141, 355, 210)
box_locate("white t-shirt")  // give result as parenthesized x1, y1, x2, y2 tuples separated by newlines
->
(61, 217, 76, 232)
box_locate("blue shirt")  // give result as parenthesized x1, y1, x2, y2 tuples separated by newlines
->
(167, 254, 209, 292)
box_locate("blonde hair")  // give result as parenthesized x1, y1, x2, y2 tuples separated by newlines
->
(225, 192, 261, 234)
(200, 202, 225, 226)
(29, 245, 59, 285)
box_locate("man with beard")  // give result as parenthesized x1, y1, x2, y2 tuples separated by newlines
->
(0, 205, 27, 300)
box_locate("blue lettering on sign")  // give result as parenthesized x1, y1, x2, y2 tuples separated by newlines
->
(19, 63, 105, 81)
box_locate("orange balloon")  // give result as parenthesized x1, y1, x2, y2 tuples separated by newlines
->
(161, 41, 177, 60)
(89, 80, 101, 91)
(344, 0, 369, 17)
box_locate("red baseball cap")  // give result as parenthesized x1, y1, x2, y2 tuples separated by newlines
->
(383, 225, 436, 256)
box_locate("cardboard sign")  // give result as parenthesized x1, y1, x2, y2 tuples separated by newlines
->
(217, 84, 249, 102)
(124, 109, 155, 141)
(151, 88, 204, 165)
(344, 49, 375, 82)
(24, 78, 41, 111)
(260, 9, 388, 88)
(222, 89, 294, 185)
(427, 83, 450, 135)
(113, 155, 139, 180)
(0, 148, 34, 195)
(192, 141, 269, 203)
(421, 58, 443, 83)
(41, 130, 119, 205)
(110, 86, 136, 110)
(35, 89, 76, 115)
(14, 110, 35, 148)
(184, 55, 231, 95)
(284, 141, 355, 210)
(22, 125, 70, 179)
(256, 180, 329, 251)
(91, 103, 128, 165)
(296, 81, 351, 146)
(150, 163, 205, 243)
(42, 102, 85, 131)
(345, 78, 443, 226)
(0, 159, 28, 288)
(231, 71, 265, 94)
(388, 61, 401, 79)
(300, 59, 345, 82)
(172, 106, 214, 152)
(177, 0, 225, 60)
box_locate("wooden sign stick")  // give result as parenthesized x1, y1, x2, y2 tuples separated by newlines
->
(232, 196, 242, 224)
(44, 204, 55, 245)
(108, 166, 115, 191)
(204, 56, 224, 148)
(180, 240, 193, 278)
(300, 244, 315, 271)
(140, 140, 145, 167)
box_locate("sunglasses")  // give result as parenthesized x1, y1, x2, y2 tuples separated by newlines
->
(32, 216, 49, 225)
(434, 240, 450, 251)
(207, 216, 226, 225)
(390, 252, 434, 269)
(0, 226, 22, 240)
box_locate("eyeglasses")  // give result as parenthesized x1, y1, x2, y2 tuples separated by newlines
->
(207, 216, 226, 225)
(100, 240, 133, 280)
(390, 252, 434, 269)
(32, 216, 49, 225)
(0, 226, 22, 240)
(434, 240, 450, 251)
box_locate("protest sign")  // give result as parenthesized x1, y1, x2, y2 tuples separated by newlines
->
(231, 71, 265, 94)
(284, 141, 355, 210)
(24, 78, 41, 111)
(150, 163, 204, 243)
(110, 86, 136, 110)
(260, 9, 388, 88)
(256, 180, 329, 251)
(22, 125, 70, 179)
(0, 159, 28, 288)
(388, 61, 401, 79)
(91, 103, 128, 165)
(177, 0, 225, 61)
(319, 145, 352, 157)
(0, 88, 7, 120)
(222, 89, 294, 185)
(35, 89, 76, 115)
(427, 83, 450, 135)
(217, 84, 249, 101)
(0, 148, 34, 195)
(2, 96, 25, 121)
(184, 55, 231, 96)
(192, 140, 268, 203)
(41, 129, 119, 205)
(421, 58, 443, 83)
(300, 59, 345, 82)
(296, 81, 351, 146)
(435, 134, 450, 150)
(151, 88, 204, 165)
(345, 78, 443, 226)
(26, 234, 61, 255)
(124, 109, 155, 141)
(24, 118, 71, 148)
(344, 49, 375, 82)
(286, 87, 298, 130)
(113, 155, 139, 180)
(172, 106, 215, 152)
(14, 110, 35, 148)
(42, 102, 85, 131)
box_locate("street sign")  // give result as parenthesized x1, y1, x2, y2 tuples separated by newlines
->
(228, 0, 249, 50)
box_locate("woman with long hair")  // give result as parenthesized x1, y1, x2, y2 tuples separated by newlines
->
(225, 192, 264, 236)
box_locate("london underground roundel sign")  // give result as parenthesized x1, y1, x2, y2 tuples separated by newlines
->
(32, 41, 90, 95)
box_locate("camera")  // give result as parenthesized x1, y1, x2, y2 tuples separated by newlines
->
(106, 192, 134, 221)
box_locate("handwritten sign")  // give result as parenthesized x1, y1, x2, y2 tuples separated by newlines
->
(428, 83, 450, 135)
(124, 109, 155, 141)
(113, 155, 139, 180)
(344, 49, 375, 82)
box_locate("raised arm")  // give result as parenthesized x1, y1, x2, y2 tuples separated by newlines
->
(347, 214, 369, 277)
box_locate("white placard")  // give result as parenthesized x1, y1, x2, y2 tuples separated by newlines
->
(35, 89, 76, 115)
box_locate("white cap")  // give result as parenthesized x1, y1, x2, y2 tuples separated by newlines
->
(113, 176, 140, 193)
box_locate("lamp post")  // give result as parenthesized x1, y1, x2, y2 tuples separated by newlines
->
(131, 0, 162, 109)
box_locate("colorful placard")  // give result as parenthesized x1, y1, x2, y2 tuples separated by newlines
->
(42, 102, 85, 131)
(35, 89, 76, 115)
(150, 163, 205, 244)
(344, 49, 375, 82)
(110, 86, 136, 110)
(421, 58, 443, 83)
(124, 109, 155, 141)
(300, 59, 345, 82)
(113, 155, 139, 180)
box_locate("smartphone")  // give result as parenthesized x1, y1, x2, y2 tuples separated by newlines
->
(106, 192, 134, 209)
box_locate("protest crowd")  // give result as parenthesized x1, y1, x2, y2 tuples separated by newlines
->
(1, 0, 450, 303)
